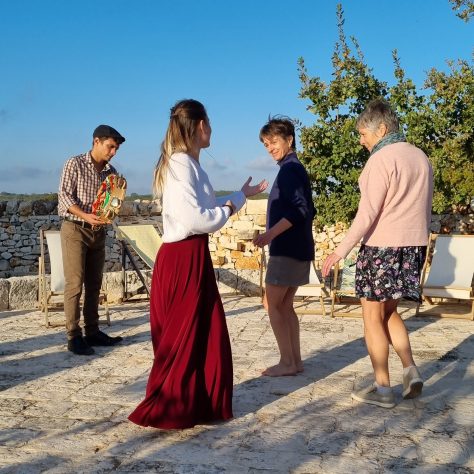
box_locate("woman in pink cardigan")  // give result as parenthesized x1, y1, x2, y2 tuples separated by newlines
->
(322, 99, 433, 409)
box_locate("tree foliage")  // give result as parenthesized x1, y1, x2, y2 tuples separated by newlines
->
(298, 4, 474, 227)
(449, 0, 474, 21)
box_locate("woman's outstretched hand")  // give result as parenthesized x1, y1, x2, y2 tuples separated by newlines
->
(322, 252, 342, 278)
(241, 176, 268, 197)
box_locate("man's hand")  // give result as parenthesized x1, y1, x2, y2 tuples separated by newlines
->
(322, 252, 342, 278)
(84, 213, 106, 226)
(241, 176, 268, 197)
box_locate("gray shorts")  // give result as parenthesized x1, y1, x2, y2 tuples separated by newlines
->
(265, 255, 311, 287)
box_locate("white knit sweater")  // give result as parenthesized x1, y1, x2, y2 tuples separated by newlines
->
(161, 152, 246, 243)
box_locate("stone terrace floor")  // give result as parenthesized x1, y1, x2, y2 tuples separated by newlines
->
(0, 296, 473, 473)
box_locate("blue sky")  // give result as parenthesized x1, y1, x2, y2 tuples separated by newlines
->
(0, 0, 472, 195)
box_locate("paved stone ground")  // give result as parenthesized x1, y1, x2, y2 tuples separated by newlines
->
(0, 296, 473, 473)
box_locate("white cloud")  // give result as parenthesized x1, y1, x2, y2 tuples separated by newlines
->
(246, 155, 277, 172)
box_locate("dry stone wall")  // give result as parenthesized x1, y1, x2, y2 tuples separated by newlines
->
(314, 212, 474, 267)
(0, 197, 472, 310)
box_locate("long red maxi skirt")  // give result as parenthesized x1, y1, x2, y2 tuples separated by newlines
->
(128, 234, 233, 429)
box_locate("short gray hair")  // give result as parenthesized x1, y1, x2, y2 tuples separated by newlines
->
(356, 99, 400, 133)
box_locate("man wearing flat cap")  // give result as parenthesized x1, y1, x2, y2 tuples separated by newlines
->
(58, 125, 125, 355)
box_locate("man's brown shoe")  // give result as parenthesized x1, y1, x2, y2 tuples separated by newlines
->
(67, 336, 95, 355)
(84, 330, 123, 347)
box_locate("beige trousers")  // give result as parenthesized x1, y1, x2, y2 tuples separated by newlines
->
(60, 221, 106, 339)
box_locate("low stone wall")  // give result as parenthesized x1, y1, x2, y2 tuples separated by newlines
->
(0, 199, 268, 278)
(0, 198, 267, 310)
(313, 212, 474, 267)
(0, 197, 472, 310)
(0, 267, 259, 311)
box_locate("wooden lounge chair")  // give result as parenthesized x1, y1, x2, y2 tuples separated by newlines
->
(114, 223, 163, 302)
(416, 233, 474, 320)
(38, 229, 110, 327)
(330, 246, 361, 318)
(293, 260, 326, 316)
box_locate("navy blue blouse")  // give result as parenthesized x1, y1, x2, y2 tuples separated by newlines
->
(267, 152, 315, 261)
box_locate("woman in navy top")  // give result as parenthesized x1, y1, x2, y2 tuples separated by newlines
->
(254, 117, 315, 376)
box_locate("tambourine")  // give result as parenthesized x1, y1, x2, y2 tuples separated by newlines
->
(92, 174, 127, 223)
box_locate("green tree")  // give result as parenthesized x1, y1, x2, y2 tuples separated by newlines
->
(420, 60, 474, 213)
(298, 4, 474, 226)
(449, 0, 474, 21)
(298, 4, 388, 226)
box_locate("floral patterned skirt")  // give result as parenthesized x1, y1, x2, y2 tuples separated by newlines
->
(355, 245, 427, 302)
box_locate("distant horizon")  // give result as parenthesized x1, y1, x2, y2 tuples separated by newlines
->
(0, 190, 270, 201)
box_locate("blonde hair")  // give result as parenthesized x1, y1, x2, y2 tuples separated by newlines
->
(153, 99, 208, 198)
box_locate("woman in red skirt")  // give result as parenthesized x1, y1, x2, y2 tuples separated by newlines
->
(128, 99, 267, 429)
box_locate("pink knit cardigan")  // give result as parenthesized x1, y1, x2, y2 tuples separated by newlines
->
(335, 141, 433, 259)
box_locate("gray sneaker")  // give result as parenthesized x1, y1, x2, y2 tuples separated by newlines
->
(351, 384, 396, 408)
(403, 366, 423, 399)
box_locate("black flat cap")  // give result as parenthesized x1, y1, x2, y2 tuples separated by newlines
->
(93, 124, 126, 144)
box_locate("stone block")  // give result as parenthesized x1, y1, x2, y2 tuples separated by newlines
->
(8, 276, 38, 309)
(235, 256, 260, 270)
(150, 200, 162, 215)
(219, 235, 230, 245)
(137, 202, 150, 215)
(245, 199, 267, 215)
(316, 232, 327, 242)
(211, 256, 225, 266)
(226, 242, 244, 251)
(18, 201, 33, 216)
(119, 201, 135, 216)
(32, 200, 55, 215)
(241, 242, 256, 252)
(5, 200, 19, 215)
(253, 214, 267, 226)
(232, 220, 254, 231)
(21, 255, 37, 261)
(0, 278, 9, 309)
(333, 232, 345, 243)
(102, 271, 123, 303)
(235, 229, 256, 240)
(236, 269, 261, 296)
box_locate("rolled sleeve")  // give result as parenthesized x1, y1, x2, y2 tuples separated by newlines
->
(58, 159, 78, 214)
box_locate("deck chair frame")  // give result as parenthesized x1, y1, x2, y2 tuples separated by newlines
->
(114, 223, 162, 302)
(330, 246, 362, 318)
(259, 246, 326, 316)
(416, 233, 474, 320)
(38, 229, 110, 327)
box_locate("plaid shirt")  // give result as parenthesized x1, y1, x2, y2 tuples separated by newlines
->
(58, 151, 117, 217)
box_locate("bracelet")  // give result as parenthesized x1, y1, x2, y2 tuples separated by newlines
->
(222, 204, 233, 216)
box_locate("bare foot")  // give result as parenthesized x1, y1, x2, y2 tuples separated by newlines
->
(262, 363, 298, 377)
